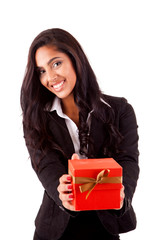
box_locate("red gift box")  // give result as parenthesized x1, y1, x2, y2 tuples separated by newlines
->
(68, 158, 123, 211)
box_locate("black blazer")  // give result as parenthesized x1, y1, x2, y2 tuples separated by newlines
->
(25, 95, 139, 240)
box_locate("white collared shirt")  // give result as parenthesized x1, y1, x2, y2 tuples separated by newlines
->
(49, 97, 111, 159)
(50, 97, 88, 158)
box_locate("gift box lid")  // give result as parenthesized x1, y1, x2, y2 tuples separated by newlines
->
(68, 158, 122, 178)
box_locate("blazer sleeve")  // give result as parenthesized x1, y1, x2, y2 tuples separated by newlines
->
(112, 97, 139, 216)
(24, 134, 78, 217)
(26, 145, 66, 208)
(97, 98, 139, 234)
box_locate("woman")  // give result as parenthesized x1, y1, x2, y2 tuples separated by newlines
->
(21, 28, 139, 240)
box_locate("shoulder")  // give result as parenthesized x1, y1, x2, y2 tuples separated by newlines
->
(102, 94, 127, 108)
(102, 94, 129, 113)
(101, 94, 137, 121)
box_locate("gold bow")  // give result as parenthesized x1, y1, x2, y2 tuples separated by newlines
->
(70, 169, 122, 199)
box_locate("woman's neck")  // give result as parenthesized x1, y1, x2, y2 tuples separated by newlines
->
(61, 94, 79, 127)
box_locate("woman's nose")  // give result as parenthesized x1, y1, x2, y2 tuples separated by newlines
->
(47, 69, 57, 82)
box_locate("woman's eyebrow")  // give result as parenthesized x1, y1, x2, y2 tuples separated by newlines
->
(47, 57, 61, 65)
(36, 57, 61, 69)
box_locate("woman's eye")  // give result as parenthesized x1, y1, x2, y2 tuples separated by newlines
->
(53, 61, 62, 68)
(40, 70, 45, 74)
(37, 69, 45, 76)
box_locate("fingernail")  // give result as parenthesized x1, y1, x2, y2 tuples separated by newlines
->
(69, 194, 73, 199)
(68, 185, 72, 190)
(67, 176, 71, 181)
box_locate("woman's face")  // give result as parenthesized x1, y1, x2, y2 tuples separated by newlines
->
(35, 45, 77, 100)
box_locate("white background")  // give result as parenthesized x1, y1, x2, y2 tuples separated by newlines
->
(0, 0, 160, 239)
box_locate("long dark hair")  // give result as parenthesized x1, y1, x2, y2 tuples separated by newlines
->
(21, 28, 122, 168)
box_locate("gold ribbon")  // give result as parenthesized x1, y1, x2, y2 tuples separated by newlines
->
(69, 169, 122, 199)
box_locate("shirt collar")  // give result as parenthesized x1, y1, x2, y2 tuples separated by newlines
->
(49, 96, 111, 116)
(50, 97, 67, 119)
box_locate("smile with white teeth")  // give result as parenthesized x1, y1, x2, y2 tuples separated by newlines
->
(51, 80, 65, 91)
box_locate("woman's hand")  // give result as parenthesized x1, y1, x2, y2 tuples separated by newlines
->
(57, 174, 74, 211)
(57, 154, 125, 211)
(120, 185, 125, 209)
(114, 185, 125, 210)
(57, 153, 79, 211)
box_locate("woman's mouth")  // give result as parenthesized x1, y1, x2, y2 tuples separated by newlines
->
(51, 80, 65, 92)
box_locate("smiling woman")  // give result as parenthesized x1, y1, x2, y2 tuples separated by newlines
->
(20, 28, 139, 240)
(35, 46, 77, 101)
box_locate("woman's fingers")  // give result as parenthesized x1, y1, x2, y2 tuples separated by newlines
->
(57, 174, 75, 211)
(58, 183, 72, 193)
(58, 174, 72, 194)
(121, 185, 125, 199)
(59, 192, 74, 202)
(59, 174, 71, 184)
(62, 199, 75, 211)
(119, 185, 125, 209)
(58, 181, 72, 193)
(114, 185, 125, 210)
(71, 153, 80, 160)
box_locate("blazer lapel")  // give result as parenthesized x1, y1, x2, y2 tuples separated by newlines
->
(48, 111, 107, 159)
(48, 111, 75, 159)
